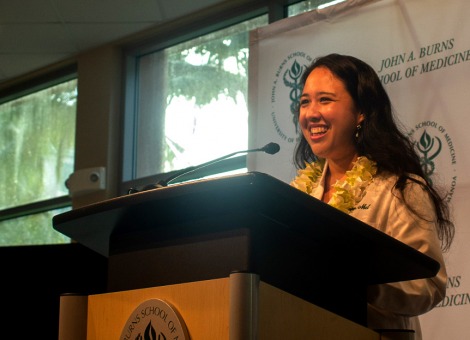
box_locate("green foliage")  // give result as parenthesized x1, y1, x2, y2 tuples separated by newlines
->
(166, 17, 265, 107)
(289, 0, 331, 15)
(0, 209, 71, 246)
(0, 80, 77, 245)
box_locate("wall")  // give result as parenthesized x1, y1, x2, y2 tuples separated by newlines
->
(73, 45, 123, 208)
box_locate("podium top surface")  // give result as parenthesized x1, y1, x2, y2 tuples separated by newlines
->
(53, 171, 440, 285)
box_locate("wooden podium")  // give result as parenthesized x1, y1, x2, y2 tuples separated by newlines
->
(54, 172, 438, 339)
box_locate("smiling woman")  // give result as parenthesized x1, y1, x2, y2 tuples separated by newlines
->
(298, 66, 364, 169)
(291, 53, 454, 339)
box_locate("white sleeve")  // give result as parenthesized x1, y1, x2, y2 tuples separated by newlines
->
(366, 179, 447, 316)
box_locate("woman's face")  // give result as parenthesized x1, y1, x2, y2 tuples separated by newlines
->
(299, 66, 364, 163)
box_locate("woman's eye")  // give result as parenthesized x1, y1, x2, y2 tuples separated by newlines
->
(300, 98, 310, 106)
(319, 96, 332, 103)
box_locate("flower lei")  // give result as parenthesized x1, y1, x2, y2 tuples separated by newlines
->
(290, 156, 377, 214)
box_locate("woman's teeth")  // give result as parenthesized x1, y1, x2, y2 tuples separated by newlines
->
(310, 127, 327, 134)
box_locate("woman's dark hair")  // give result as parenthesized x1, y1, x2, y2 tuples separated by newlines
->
(294, 53, 454, 251)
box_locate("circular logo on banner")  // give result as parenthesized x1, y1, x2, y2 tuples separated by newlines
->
(408, 120, 457, 202)
(120, 299, 189, 340)
(271, 51, 313, 144)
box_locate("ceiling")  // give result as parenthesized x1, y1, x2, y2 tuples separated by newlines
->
(0, 0, 227, 85)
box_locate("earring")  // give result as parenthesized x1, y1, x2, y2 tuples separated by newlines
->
(355, 124, 362, 140)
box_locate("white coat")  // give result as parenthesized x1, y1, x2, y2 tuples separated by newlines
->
(309, 163, 446, 340)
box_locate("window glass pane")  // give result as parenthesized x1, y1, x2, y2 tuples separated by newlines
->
(0, 208, 71, 246)
(0, 80, 77, 209)
(130, 16, 268, 180)
(288, 0, 338, 16)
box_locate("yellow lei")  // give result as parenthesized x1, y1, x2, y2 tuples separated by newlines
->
(290, 156, 377, 214)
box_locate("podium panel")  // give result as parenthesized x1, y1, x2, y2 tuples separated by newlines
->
(85, 273, 380, 340)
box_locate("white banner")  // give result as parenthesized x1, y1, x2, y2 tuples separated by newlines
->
(248, 0, 470, 338)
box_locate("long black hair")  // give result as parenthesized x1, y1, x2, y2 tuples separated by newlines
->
(294, 53, 454, 251)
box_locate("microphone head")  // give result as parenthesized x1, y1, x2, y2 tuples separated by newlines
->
(262, 142, 280, 155)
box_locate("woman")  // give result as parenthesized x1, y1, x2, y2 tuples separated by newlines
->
(290, 53, 454, 339)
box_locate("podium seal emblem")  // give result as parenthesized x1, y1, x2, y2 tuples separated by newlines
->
(120, 299, 189, 340)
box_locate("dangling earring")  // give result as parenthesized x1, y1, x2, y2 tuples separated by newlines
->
(355, 124, 362, 140)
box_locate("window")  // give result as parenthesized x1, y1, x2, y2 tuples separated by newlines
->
(121, 1, 334, 193)
(122, 16, 268, 190)
(124, 16, 267, 189)
(0, 76, 77, 245)
(288, 0, 343, 15)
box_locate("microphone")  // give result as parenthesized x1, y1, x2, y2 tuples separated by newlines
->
(261, 142, 281, 155)
(128, 142, 280, 193)
(158, 142, 280, 187)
